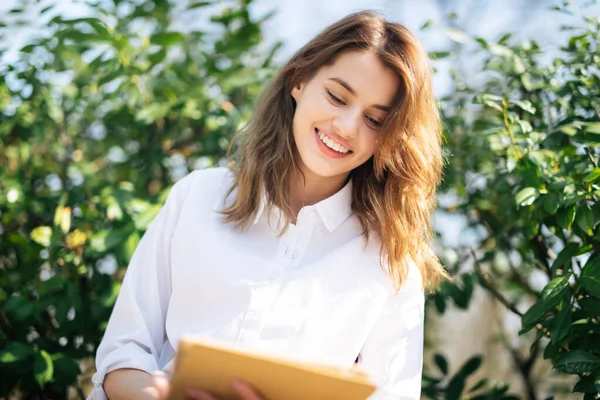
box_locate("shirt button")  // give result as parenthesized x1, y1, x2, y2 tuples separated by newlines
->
(290, 251, 298, 260)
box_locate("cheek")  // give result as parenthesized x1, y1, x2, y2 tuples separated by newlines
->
(359, 132, 380, 157)
(297, 91, 333, 122)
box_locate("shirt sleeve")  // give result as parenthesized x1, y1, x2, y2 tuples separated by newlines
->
(87, 174, 193, 400)
(361, 263, 425, 400)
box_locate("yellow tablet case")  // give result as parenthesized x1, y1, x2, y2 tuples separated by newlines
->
(166, 336, 377, 400)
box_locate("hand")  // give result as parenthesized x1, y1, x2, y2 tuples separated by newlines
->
(187, 380, 264, 400)
(151, 371, 264, 400)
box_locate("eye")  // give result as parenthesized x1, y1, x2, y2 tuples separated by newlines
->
(366, 116, 383, 129)
(326, 90, 345, 105)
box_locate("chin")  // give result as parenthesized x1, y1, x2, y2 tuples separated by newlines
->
(303, 159, 352, 179)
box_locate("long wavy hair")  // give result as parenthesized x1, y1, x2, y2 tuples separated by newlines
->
(221, 10, 449, 291)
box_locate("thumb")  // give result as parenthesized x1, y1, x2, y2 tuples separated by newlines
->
(152, 371, 171, 400)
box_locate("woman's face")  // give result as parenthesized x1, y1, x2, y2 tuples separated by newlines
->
(291, 50, 400, 182)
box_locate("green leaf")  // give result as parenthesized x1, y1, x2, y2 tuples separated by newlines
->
(521, 276, 570, 331)
(575, 205, 595, 235)
(551, 243, 579, 273)
(511, 100, 536, 114)
(446, 373, 466, 400)
(37, 276, 67, 297)
(444, 356, 483, 400)
(583, 254, 600, 276)
(434, 353, 448, 375)
(33, 350, 53, 387)
(433, 294, 446, 314)
(30, 226, 52, 247)
(133, 204, 162, 230)
(99, 282, 122, 308)
(580, 276, 600, 297)
(557, 206, 576, 231)
(543, 193, 560, 214)
(557, 120, 584, 136)
(578, 297, 600, 317)
(549, 295, 571, 342)
(122, 231, 140, 261)
(429, 51, 452, 60)
(443, 26, 470, 43)
(469, 378, 490, 393)
(0, 342, 33, 363)
(541, 275, 571, 303)
(188, 1, 213, 9)
(135, 103, 171, 124)
(516, 187, 538, 207)
(554, 350, 600, 374)
(584, 168, 600, 183)
(475, 37, 488, 49)
(585, 123, 600, 134)
(89, 229, 130, 253)
(421, 20, 433, 30)
(573, 375, 598, 393)
(150, 31, 185, 47)
(4, 296, 34, 321)
(40, 4, 56, 14)
(459, 356, 482, 377)
(51, 354, 80, 389)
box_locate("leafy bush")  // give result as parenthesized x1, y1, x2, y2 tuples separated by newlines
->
(0, 0, 278, 396)
(433, 4, 600, 399)
(2, 0, 599, 398)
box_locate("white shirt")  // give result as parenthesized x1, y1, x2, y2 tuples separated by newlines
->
(89, 167, 425, 400)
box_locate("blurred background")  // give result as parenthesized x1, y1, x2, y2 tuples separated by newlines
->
(1, 0, 599, 399)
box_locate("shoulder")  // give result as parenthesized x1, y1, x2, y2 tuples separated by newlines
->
(360, 236, 424, 297)
(170, 167, 231, 198)
(177, 166, 231, 188)
(376, 252, 425, 305)
(160, 167, 232, 217)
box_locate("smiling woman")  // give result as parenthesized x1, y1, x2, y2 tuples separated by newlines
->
(90, 10, 449, 400)
(291, 51, 399, 180)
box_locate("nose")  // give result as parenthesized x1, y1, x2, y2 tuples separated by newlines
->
(331, 109, 360, 140)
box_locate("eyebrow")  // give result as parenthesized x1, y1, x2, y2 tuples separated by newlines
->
(327, 77, 391, 112)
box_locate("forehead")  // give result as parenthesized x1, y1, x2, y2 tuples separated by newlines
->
(317, 50, 400, 108)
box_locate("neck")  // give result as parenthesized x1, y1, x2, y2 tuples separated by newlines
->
(288, 165, 348, 222)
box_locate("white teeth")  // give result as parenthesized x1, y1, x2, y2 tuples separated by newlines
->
(317, 129, 349, 154)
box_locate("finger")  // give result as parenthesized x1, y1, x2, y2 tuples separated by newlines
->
(152, 371, 170, 400)
(232, 380, 264, 400)
(187, 388, 219, 400)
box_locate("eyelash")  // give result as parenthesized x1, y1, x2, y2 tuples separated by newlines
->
(326, 90, 383, 129)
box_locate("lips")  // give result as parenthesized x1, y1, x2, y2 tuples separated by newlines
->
(314, 128, 352, 159)
(315, 128, 353, 154)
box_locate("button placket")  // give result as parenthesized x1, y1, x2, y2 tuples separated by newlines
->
(287, 210, 315, 268)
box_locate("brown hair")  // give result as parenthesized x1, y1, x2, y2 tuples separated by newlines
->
(221, 10, 449, 291)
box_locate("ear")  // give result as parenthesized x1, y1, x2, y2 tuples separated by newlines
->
(291, 82, 305, 101)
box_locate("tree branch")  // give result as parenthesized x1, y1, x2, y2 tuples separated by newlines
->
(471, 248, 524, 317)
(0, 308, 13, 340)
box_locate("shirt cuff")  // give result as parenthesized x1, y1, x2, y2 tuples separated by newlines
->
(89, 342, 160, 399)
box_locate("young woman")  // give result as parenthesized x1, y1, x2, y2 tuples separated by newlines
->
(89, 10, 448, 400)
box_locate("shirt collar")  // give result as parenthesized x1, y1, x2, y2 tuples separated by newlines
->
(252, 179, 354, 232)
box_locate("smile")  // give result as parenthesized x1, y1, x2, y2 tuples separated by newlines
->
(315, 128, 351, 154)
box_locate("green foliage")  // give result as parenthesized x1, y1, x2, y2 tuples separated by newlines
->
(0, 0, 278, 396)
(2, 0, 599, 398)
(437, 3, 600, 398)
(423, 354, 519, 400)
